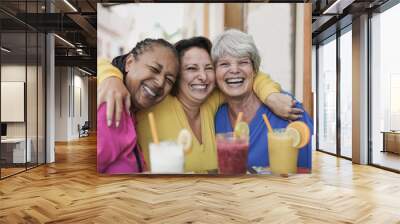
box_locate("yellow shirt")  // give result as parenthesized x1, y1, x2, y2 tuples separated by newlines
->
(98, 58, 124, 84)
(136, 94, 221, 172)
(98, 58, 281, 172)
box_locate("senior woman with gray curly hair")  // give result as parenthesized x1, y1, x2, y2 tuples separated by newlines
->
(213, 29, 313, 173)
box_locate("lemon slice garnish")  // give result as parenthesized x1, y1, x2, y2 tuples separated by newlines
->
(287, 121, 310, 148)
(285, 127, 301, 148)
(234, 121, 250, 139)
(177, 129, 192, 154)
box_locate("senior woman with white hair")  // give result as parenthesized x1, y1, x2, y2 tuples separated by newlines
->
(213, 29, 313, 173)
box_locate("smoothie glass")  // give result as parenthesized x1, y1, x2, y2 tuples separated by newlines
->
(268, 128, 298, 175)
(149, 141, 184, 173)
(216, 132, 249, 174)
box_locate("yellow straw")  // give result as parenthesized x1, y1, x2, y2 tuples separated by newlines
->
(262, 114, 273, 133)
(148, 112, 159, 144)
(235, 112, 243, 129)
(233, 112, 243, 139)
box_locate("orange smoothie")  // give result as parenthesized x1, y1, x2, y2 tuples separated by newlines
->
(268, 129, 299, 175)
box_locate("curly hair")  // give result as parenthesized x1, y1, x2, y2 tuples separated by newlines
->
(111, 38, 179, 83)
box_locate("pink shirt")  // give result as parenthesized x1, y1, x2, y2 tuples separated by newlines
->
(97, 103, 145, 174)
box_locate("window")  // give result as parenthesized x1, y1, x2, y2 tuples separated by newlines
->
(371, 2, 400, 171)
(0, 1, 47, 179)
(316, 23, 354, 159)
(317, 36, 337, 154)
(339, 28, 352, 158)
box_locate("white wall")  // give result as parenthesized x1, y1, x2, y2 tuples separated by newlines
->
(97, 4, 132, 59)
(208, 3, 224, 41)
(79, 75, 89, 123)
(183, 4, 205, 38)
(294, 4, 305, 102)
(54, 67, 68, 141)
(246, 4, 295, 93)
(72, 73, 89, 138)
(98, 4, 185, 59)
(1, 65, 26, 81)
(1, 82, 25, 122)
(1, 65, 25, 126)
(54, 67, 89, 141)
(2, 64, 46, 164)
(1, 65, 33, 138)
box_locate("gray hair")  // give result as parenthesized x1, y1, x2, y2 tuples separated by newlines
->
(211, 29, 261, 73)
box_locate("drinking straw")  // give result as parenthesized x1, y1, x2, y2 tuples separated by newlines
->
(235, 112, 243, 129)
(262, 113, 273, 133)
(148, 112, 159, 144)
(233, 112, 243, 139)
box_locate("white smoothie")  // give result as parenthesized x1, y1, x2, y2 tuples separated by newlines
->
(149, 141, 184, 173)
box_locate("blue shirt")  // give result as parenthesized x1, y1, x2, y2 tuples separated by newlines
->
(215, 98, 313, 169)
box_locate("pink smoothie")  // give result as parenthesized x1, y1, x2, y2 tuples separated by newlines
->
(216, 136, 248, 174)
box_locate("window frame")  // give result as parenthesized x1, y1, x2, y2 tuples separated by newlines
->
(315, 23, 353, 161)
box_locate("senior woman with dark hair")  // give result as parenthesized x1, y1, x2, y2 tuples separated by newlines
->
(213, 29, 313, 172)
(97, 38, 180, 174)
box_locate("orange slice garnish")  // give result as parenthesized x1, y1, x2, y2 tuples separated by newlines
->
(287, 121, 310, 148)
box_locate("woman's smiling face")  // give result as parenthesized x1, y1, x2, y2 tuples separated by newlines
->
(215, 54, 255, 99)
(124, 45, 179, 110)
(177, 47, 215, 104)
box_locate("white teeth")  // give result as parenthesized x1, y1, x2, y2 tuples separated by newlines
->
(143, 85, 156, 97)
(191, 84, 207, 90)
(226, 78, 244, 84)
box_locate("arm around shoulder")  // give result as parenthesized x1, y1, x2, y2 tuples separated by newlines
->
(253, 71, 282, 103)
(97, 58, 123, 85)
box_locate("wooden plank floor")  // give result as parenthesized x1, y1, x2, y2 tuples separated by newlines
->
(1, 167, 26, 178)
(373, 151, 400, 171)
(1, 134, 400, 224)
